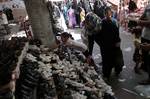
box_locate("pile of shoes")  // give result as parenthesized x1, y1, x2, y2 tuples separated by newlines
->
(15, 40, 58, 99)
(0, 37, 27, 99)
(15, 40, 115, 99)
(0, 37, 28, 98)
(15, 59, 57, 99)
(15, 60, 40, 99)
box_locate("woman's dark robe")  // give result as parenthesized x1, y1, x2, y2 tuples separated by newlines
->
(100, 18, 124, 78)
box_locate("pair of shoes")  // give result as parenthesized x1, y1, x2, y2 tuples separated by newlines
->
(134, 67, 142, 74)
(115, 71, 121, 77)
(102, 75, 110, 82)
(140, 63, 148, 72)
(139, 79, 150, 85)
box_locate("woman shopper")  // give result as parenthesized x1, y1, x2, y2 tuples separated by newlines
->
(84, 12, 102, 58)
(100, 7, 124, 79)
(67, 5, 77, 28)
(81, 12, 103, 71)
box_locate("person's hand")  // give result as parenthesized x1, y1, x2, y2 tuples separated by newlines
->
(137, 20, 142, 25)
(86, 55, 92, 64)
(128, 18, 138, 22)
(56, 39, 61, 45)
(134, 40, 141, 49)
(140, 43, 150, 51)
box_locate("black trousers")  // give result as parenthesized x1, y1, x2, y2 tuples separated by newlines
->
(141, 38, 150, 78)
(88, 35, 124, 77)
(101, 46, 124, 78)
(0, 91, 13, 99)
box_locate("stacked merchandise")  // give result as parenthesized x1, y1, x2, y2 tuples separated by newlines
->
(15, 40, 115, 99)
(0, 25, 7, 37)
(0, 37, 28, 99)
(15, 40, 58, 99)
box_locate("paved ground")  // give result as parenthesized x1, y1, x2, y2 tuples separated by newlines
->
(67, 28, 149, 99)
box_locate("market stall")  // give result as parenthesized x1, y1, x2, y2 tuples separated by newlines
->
(0, 0, 116, 99)
(15, 39, 116, 99)
(0, 37, 116, 99)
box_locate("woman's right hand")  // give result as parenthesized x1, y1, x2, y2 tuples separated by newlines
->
(140, 43, 150, 51)
(86, 55, 92, 64)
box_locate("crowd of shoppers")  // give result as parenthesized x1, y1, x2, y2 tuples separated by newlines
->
(58, 0, 150, 85)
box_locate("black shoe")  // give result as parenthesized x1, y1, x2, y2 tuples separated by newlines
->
(115, 67, 123, 76)
(134, 67, 142, 74)
(115, 71, 122, 77)
(102, 75, 110, 82)
(139, 79, 150, 85)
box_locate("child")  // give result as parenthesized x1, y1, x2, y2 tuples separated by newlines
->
(100, 7, 124, 79)
(60, 32, 87, 52)
(59, 32, 94, 65)
(131, 26, 143, 74)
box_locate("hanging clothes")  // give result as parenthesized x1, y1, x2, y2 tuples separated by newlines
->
(79, 7, 85, 27)
(67, 7, 77, 28)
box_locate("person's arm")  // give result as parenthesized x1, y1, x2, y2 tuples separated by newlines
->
(138, 6, 150, 27)
(87, 35, 94, 56)
(66, 38, 88, 52)
(67, 38, 91, 59)
(139, 8, 146, 20)
(140, 43, 150, 51)
(115, 26, 121, 47)
(112, 19, 121, 46)
(137, 20, 150, 27)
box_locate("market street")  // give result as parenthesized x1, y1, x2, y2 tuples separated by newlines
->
(0, 0, 150, 98)
(2, 25, 149, 99)
(0, 22, 150, 99)
(67, 27, 149, 99)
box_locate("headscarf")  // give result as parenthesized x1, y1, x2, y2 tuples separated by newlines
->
(85, 12, 102, 35)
